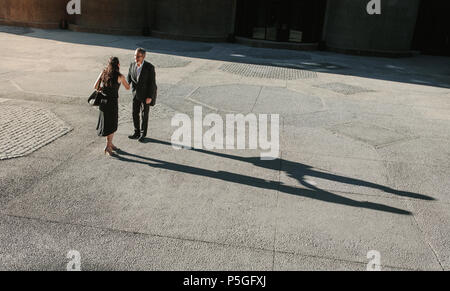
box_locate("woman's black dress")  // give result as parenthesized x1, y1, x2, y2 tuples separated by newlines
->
(96, 80, 120, 137)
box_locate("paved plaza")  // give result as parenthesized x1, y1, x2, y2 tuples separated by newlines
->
(0, 25, 449, 271)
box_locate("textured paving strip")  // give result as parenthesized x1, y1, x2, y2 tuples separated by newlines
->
(0, 105, 72, 160)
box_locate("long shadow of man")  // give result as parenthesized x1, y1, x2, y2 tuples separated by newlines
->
(113, 138, 434, 215)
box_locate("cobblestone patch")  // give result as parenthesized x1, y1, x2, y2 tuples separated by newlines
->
(314, 82, 375, 95)
(219, 63, 317, 80)
(0, 105, 72, 160)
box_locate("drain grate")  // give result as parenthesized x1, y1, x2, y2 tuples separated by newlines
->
(219, 63, 317, 80)
(314, 82, 375, 95)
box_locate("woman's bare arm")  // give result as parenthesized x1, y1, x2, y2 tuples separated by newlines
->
(120, 74, 130, 90)
(94, 71, 103, 90)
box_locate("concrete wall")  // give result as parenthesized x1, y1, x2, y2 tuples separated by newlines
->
(69, 0, 148, 35)
(66, 0, 235, 39)
(0, 0, 66, 28)
(150, 0, 235, 41)
(323, 0, 421, 55)
(0, 0, 234, 40)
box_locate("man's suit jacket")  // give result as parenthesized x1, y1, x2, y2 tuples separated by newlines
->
(127, 60, 157, 106)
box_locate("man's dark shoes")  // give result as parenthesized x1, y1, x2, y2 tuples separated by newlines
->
(138, 136, 146, 143)
(128, 133, 140, 140)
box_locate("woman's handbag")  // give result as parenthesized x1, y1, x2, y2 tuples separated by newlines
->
(88, 90, 107, 106)
(88, 74, 108, 106)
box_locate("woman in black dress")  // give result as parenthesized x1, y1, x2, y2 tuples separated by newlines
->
(93, 57, 130, 155)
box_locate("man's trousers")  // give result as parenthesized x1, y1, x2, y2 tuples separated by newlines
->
(132, 98, 150, 137)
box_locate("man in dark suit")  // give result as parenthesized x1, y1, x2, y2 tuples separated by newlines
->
(127, 48, 157, 142)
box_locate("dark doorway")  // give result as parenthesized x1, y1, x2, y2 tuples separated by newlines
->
(412, 0, 450, 56)
(235, 0, 327, 43)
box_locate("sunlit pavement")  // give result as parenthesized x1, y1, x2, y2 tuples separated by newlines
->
(0, 25, 449, 271)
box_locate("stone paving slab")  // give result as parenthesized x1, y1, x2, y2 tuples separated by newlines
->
(252, 86, 323, 115)
(375, 92, 450, 111)
(188, 84, 261, 113)
(314, 82, 375, 95)
(320, 95, 424, 122)
(0, 156, 62, 208)
(282, 110, 359, 129)
(402, 200, 450, 270)
(274, 252, 405, 271)
(384, 161, 450, 203)
(280, 125, 379, 159)
(274, 193, 442, 270)
(377, 137, 450, 166)
(11, 71, 107, 99)
(0, 214, 273, 271)
(328, 122, 413, 148)
(361, 113, 450, 139)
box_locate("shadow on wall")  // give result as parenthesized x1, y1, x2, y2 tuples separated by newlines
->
(111, 138, 435, 216)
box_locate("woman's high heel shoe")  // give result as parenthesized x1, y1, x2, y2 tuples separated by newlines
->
(111, 145, 120, 152)
(104, 146, 114, 156)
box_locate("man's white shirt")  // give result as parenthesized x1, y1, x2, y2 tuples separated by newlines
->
(136, 62, 143, 81)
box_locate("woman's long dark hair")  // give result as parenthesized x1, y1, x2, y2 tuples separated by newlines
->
(101, 57, 120, 88)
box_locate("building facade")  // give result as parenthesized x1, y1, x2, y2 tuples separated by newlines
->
(0, 0, 448, 56)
